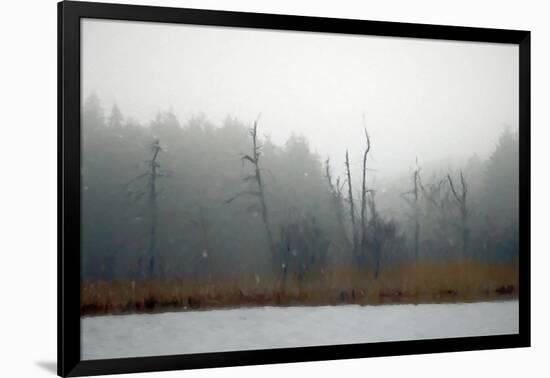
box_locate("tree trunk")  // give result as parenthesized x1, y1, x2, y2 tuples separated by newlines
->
(448, 172, 468, 257)
(250, 121, 274, 258)
(345, 150, 359, 263)
(360, 127, 371, 267)
(147, 140, 161, 279)
(325, 159, 349, 248)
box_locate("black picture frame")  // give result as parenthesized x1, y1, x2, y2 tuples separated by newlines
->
(58, 1, 531, 376)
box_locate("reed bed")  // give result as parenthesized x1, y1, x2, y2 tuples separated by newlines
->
(81, 260, 518, 316)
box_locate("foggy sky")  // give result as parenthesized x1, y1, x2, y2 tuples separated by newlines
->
(81, 18, 518, 179)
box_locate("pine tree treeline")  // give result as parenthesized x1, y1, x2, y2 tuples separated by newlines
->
(81, 94, 520, 282)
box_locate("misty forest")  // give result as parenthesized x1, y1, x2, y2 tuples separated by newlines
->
(80, 93, 519, 315)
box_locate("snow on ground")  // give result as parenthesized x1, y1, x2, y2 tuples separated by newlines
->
(82, 300, 518, 360)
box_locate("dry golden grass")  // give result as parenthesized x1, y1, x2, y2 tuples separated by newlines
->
(81, 260, 518, 316)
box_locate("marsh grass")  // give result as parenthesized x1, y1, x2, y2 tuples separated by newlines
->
(81, 260, 518, 316)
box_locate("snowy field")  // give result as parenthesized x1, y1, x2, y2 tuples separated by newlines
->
(82, 300, 518, 360)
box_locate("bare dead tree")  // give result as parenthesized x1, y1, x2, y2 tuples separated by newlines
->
(325, 157, 337, 196)
(359, 122, 372, 266)
(344, 150, 359, 261)
(447, 171, 469, 256)
(418, 175, 446, 209)
(419, 174, 456, 229)
(146, 139, 162, 278)
(367, 190, 382, 277)
(126, 138, 165, 279)
(401, 158, 421, 261)
(226, 116, 275, 259)
(325, 158, 350, 247)
(187, 205, 213, 280)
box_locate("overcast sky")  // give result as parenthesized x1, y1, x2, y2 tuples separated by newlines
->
(81, 18, 518, 179)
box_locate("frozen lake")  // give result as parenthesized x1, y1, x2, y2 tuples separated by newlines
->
(82, 300, 518, 360)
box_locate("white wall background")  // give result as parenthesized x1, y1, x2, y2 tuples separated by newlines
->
(0, 0, 547, 377)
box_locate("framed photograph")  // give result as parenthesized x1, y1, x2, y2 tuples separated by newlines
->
(58, 1, 530, 376)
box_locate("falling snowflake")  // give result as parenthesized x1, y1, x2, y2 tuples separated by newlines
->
(202, 250, 208, 258)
